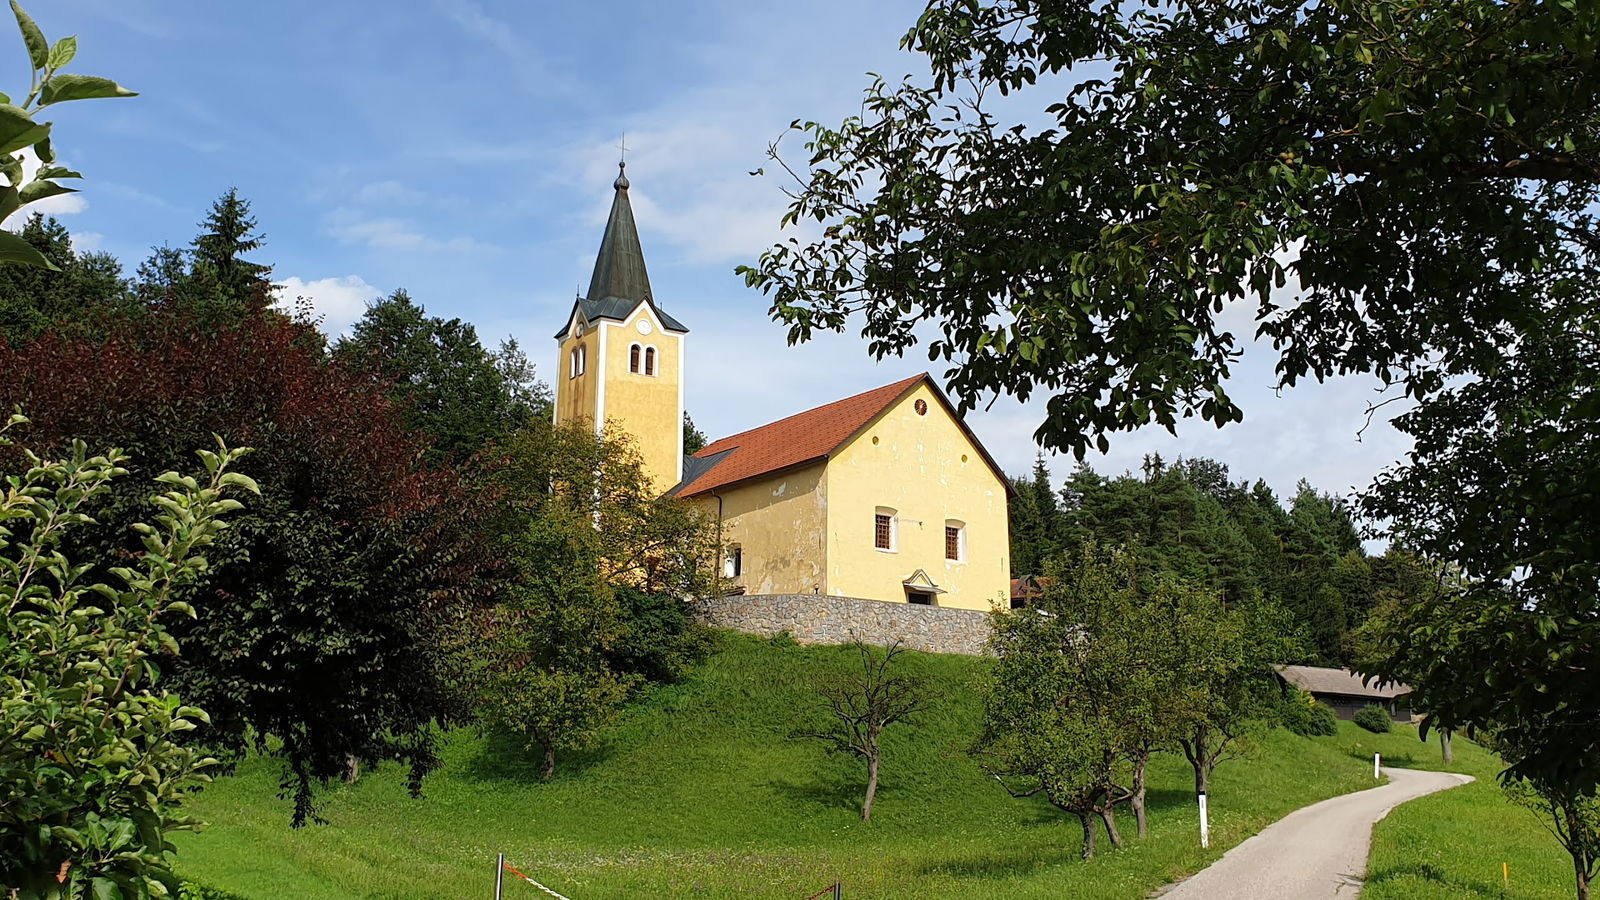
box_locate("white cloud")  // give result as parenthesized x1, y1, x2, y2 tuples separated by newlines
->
(72, 232, 105, 252)
(433, 0, 582, 99)
(275, 274, 384, 337)
(325, 209, 492, 253)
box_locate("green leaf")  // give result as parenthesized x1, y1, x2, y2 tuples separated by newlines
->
(36, 164, 81, 180)
(0, 104, 48, 155)
(33, 132, 50, 162)
(19, 178, 73, 203)
(90, 876, 123, 900)
(47, 34, 74, 69)
(38, 73, 138, 106)
(0, 228, 57, 268)
(10, 0, 46, 71)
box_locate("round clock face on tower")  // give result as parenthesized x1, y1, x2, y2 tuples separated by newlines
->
(637, 319, 653, 335)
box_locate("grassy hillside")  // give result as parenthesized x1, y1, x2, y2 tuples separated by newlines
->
(175, 633, 1450, 899)
(1363, 730, 1577, 899)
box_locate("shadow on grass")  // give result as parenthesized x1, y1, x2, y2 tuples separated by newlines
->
(911, 840, 1076, 879)
(1144, 787, 1199, 814)
(768, 762, 865, 815)
(1364, 863, 1502, 897)
(461, 729, 614, 784)
(1348, 747, 1420, 768)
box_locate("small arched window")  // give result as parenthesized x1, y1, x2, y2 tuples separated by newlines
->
(629, 343, 641, 373)
(569, 345, 587, 379)
(644, 346, 657, 376)
(874, 507, 897, 551)
(944, 520, 966, 562)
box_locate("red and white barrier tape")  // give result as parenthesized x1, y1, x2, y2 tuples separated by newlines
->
(502, 861, 574, 900)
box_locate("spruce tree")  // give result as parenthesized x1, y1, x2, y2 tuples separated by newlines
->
(189, 187, 271, 311)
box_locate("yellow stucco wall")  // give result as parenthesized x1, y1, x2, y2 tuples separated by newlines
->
(554, 325, 598, 427)
(598, 308, 682, 491)
(823, 383, 1010, 611)
(554, 305, 683, 491)
(697, 462, 829, 596)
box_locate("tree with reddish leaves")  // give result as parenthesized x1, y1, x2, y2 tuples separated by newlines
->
(0, 307, 492, 826)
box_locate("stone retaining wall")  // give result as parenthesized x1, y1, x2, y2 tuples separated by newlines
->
(692, 593, 993, 656)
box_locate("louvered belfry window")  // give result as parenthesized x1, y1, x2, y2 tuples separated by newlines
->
(630, 344, 641, 373)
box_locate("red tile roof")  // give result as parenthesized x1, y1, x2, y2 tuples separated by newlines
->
(673, 374, 925, 498)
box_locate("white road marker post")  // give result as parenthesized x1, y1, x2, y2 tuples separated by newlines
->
(1374, 752, 1381, 779)
(1198, 791, 1210, 849)
(494, 853, 504, 900)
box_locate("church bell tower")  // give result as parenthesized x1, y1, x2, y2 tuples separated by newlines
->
(553, 161, 689, 490)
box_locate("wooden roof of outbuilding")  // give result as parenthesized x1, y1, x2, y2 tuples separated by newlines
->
(1276, 664, 1412, 700)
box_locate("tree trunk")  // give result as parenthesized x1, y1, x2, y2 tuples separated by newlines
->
(1078, 812, 1097, 860)
(541, 744, 555, 780)
(1099, 803, 1125, 849)
(1440, 730, 1453, 763)
(1132, 750, 1150, 838)
(1189, 723, 1211, 799)
(862, 753, 880, 822)
(1575, 855, 1590, 900)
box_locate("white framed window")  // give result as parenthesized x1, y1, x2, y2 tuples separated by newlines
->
(569, 344, 587, 378)
(944, 520, 966, 562)
(644, 345, 657, 376)
(724, 545, 742, 578)
(874, 507, 897, 552)
(629, 343, 642, 373)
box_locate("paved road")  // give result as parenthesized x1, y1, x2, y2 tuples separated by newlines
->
(1156, 767, 1474, 900)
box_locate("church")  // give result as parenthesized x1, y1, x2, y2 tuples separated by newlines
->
(553, 164, 1012, 612)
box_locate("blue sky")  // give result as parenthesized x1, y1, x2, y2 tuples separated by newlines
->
(28, 0, 1411, 507)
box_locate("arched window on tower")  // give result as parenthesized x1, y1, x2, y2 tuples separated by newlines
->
(569, 345, 586, 379)
(644, 346, 657, 376)
(629, 343, 641, 373)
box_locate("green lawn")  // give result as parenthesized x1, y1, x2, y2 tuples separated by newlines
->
(173, 634, 1492, 899)
(1363, 727, 1579, 899)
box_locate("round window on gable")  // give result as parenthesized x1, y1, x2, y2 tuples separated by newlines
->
(871, 436, 880, 445)
(914, 399, 928, 415)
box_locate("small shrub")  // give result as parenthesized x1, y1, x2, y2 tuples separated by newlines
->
(769, 629, 799, 649)
(1354, 703, 1392, 733)
(1280, 689, 1339, 737)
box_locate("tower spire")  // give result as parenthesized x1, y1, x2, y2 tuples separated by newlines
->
(585, 158, 651, 304)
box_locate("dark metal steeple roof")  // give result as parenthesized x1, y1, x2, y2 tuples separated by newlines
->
(586, 161, 652, 306)
(554, 162, 688, 339)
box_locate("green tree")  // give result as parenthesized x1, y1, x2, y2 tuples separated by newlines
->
(0, 1, 136, 269)
(1504, 778, 1599, 900)
(975, 545, 1149, 858)
(1167, 588, 1290, 800)
(0, 416, 255, 898)
(335, 289, 550, 461)
(0, 308, 487, 827)
(184, 188, 271, 314)
(0, 213, 130, 344)
(683, 412, 708, 456)
(741, 0, 1596, 457)
(476, 422, 720, 776)
(479, 498, 637, 780)
(1360, 308, 1599, 899)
